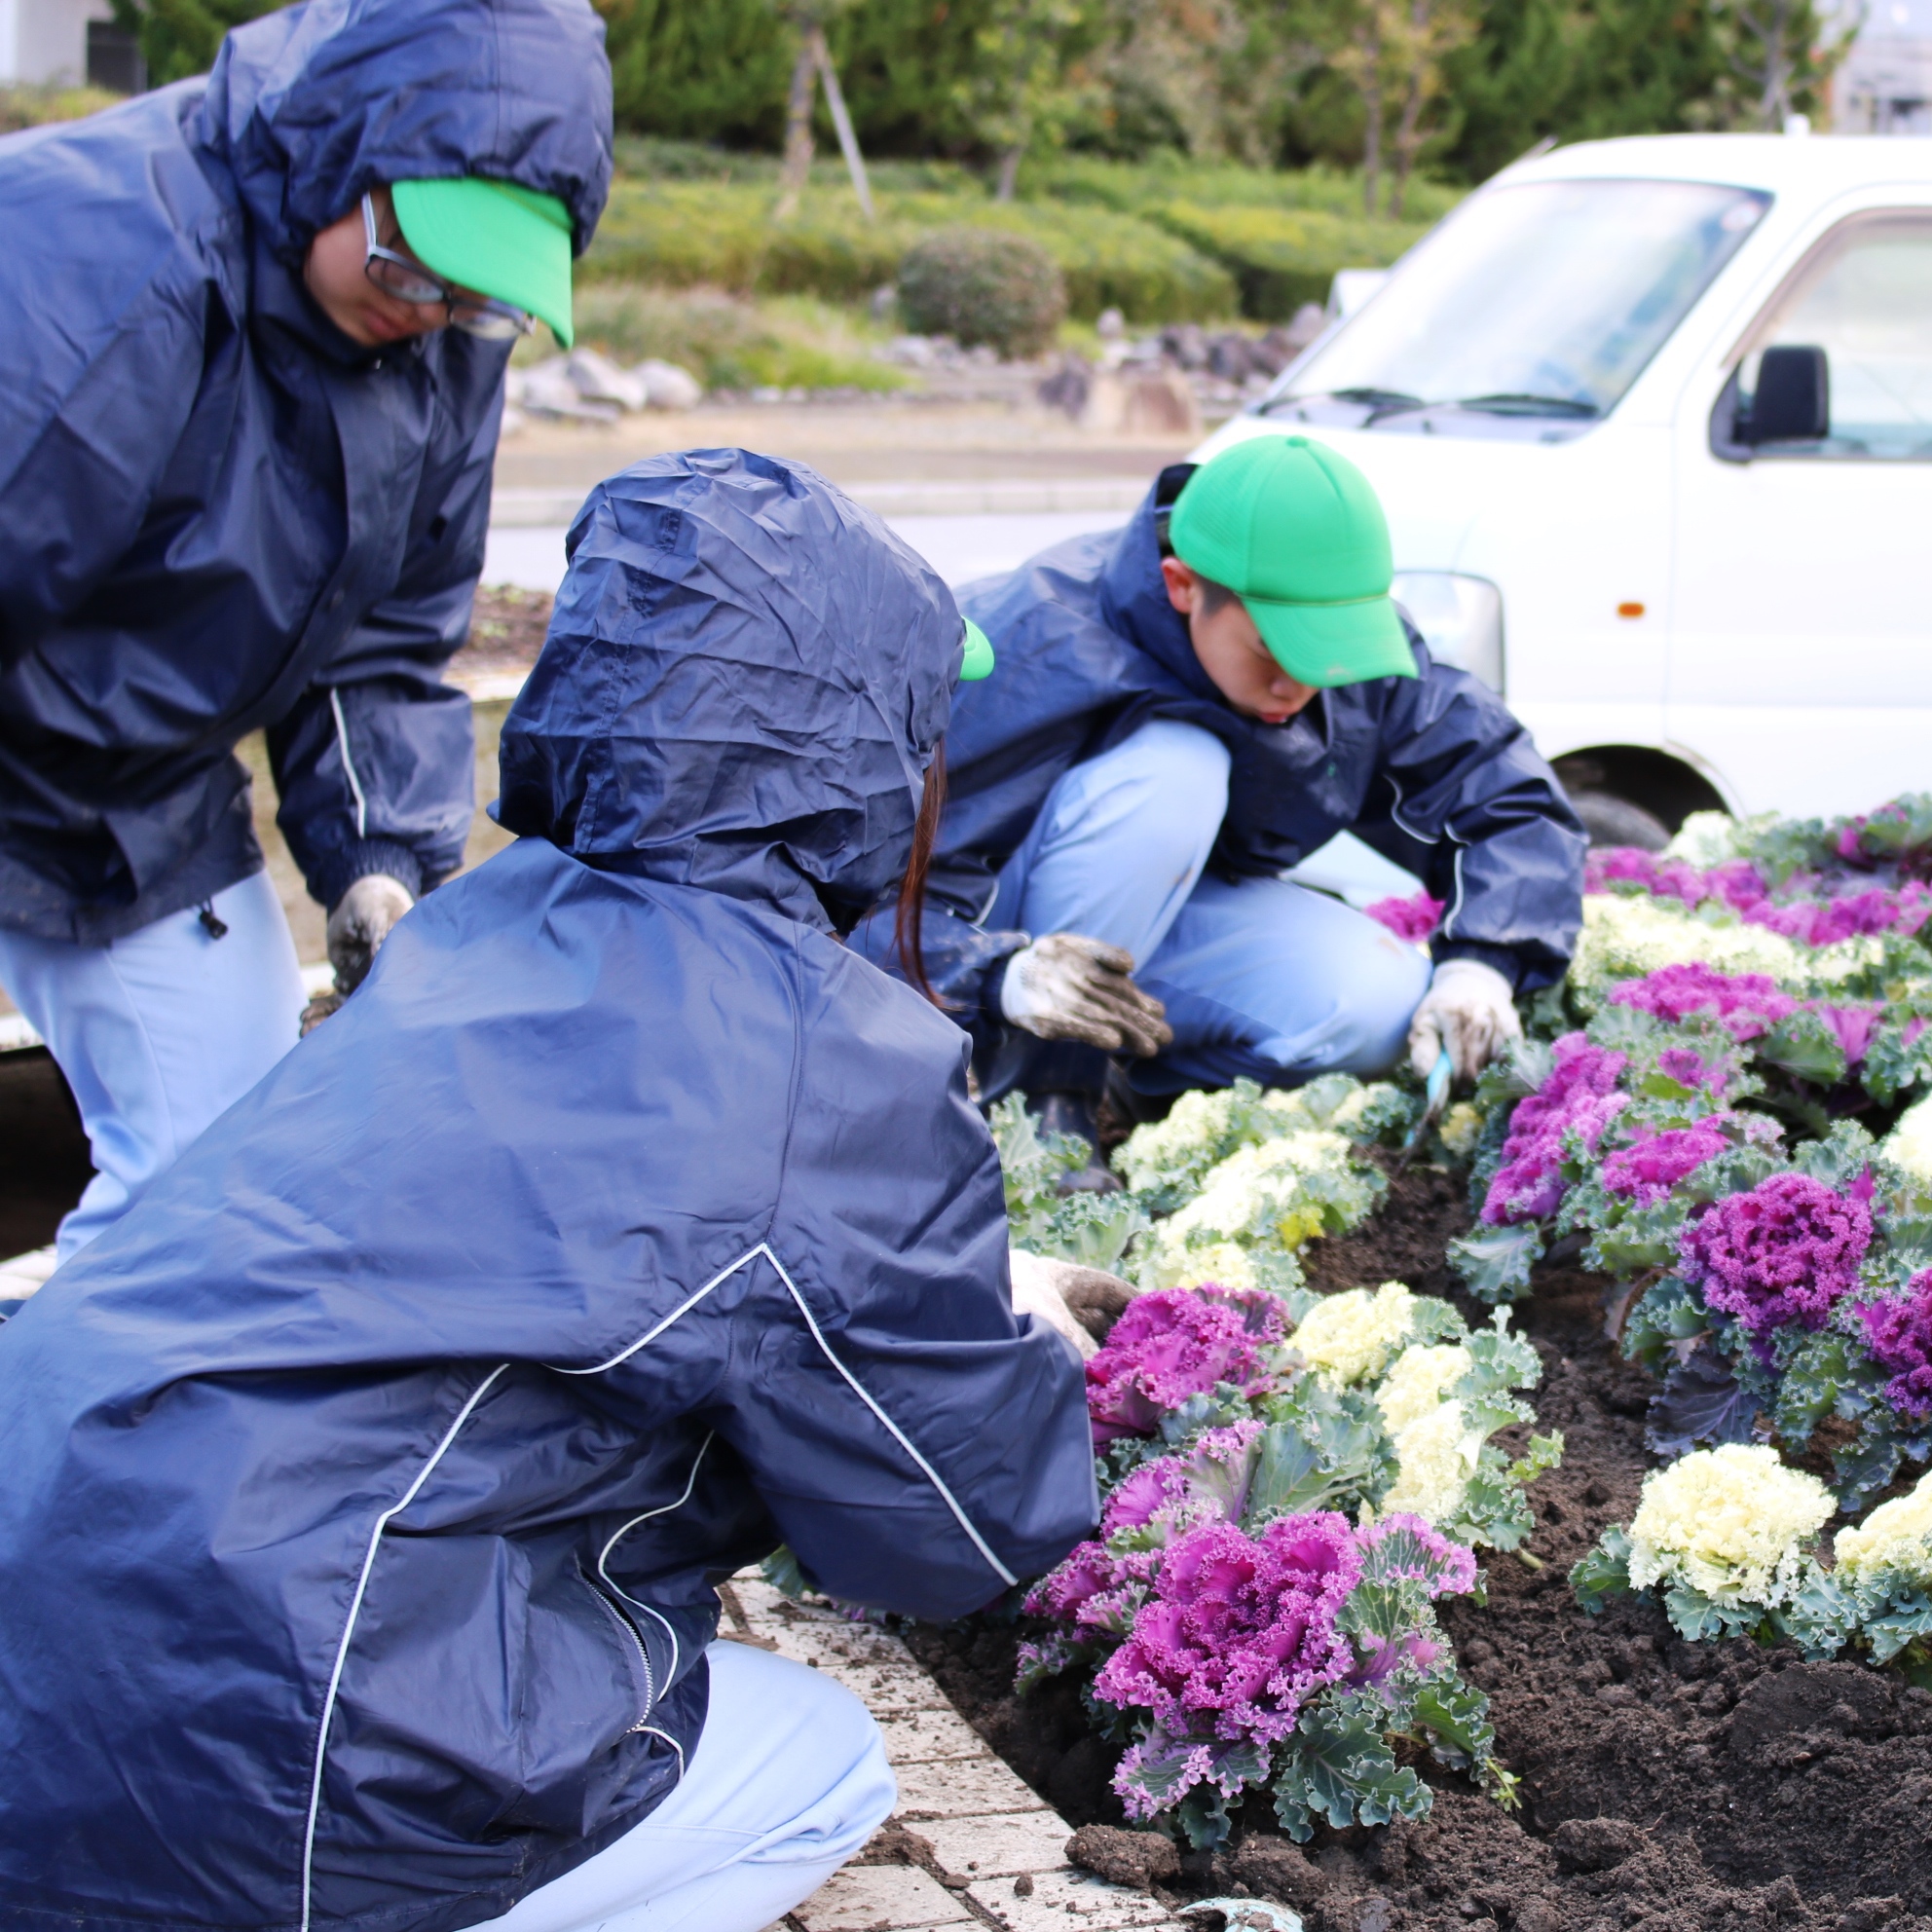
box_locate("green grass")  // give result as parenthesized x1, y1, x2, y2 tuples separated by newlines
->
(0, 83, 126, 133)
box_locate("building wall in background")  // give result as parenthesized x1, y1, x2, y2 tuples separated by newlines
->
(0, 0, 114, 85)
(1835, 0, 1932, 130)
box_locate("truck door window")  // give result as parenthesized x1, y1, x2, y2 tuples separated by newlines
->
(1716, 213, 1932, 461)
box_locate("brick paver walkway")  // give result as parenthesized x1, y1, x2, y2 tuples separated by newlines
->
(722, 1574, 1186, 1932)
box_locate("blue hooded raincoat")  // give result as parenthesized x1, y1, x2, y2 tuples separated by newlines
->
(853, 465, 1585, 1035)
(0, 0, 613, 944)
(0, 451, 1096, 1932)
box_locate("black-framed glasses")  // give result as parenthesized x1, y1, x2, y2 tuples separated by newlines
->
(361, 193, 535, 341)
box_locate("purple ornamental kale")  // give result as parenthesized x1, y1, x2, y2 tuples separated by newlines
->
(1607, 963, 1798, 1040)
(1859, 1270, 1932, 1421)
(1814, 1004, 1882, 1068)
(1585, 846, 1932, 944)
(1481, 1032, 1628, 1225)
(1085, 1287, 1285, 1442)
(1363, 891, 1446, 944)
(1025, 1422, 1268, 1635)
(1600, 1119, 1737, 1207)
(1678, 1171, 1873, 1333)
(1095, 1513, 1361, 1766)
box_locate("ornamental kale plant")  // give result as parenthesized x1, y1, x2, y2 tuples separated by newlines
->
(1019, 1281, 1557, 1848)
(1575, 1448, 1932, 1682)
(1363, 891, 1445, 945)
(1021, 1409, 1512, 1848)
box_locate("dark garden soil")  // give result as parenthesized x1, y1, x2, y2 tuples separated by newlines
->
(904, 1163, 1932, 1932)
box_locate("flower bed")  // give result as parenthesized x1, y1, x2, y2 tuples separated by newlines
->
(901, 792, 1932, 1930)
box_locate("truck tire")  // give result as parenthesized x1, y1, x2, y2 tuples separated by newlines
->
(1570, 789, 1671, 852)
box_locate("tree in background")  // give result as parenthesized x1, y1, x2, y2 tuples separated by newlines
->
(1708, 0, 1858, 127)
(773, 0, 873, 217)
(948, 0, 1094, 199)
(109, 0, 283, 87)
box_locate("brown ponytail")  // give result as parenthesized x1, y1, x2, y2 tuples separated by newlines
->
(894, 741, 947, 1005)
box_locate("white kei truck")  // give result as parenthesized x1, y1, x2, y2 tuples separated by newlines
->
(1192, 131, 1932, 846)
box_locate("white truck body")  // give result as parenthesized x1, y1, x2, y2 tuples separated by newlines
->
(1192, 133, 1932, 833)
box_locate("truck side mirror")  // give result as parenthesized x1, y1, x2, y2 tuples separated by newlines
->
(1744, 345, 1830, 444)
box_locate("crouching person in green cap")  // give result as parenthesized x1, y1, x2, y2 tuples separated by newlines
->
(0, 0, 611, 1264)
(851, 434, 1585, 1176)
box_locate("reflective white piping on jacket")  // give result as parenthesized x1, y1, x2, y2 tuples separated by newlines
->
(561, 1241, 1018, 1588)
(300, 1363, 509, 1932)
(762, 1244, 1019, 1588)
(1444, 840, 1468, 940)
(635, 1725, 687, 1780)
(1383, 770, 1469, 941)
(1383, 770, 1434, 851)
(329, 688, 369, 840)
(599, 1430, 718, 1704)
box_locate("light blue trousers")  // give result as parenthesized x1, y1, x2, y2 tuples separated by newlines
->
(0, 871, 306, 1257)
(480, 1640, 896, 1932)
(989, 720, 1431, 1095)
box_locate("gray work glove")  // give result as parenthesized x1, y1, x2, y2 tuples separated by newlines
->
(1407, 956, 1521, 1086)
(1008, 1249, 1138, 1360)
(999, 933, 1172, 1059)
(326, 873, 416, 994)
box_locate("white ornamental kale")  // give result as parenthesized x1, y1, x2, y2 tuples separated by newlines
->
(1112, 1073, 1414, 1214)
(1572, 1443, 1851, 1656)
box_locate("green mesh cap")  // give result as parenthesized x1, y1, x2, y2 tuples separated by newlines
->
(960, 617, 995, 681)
(390, 177, 576, 345)
(1168, 434, 1416, 687)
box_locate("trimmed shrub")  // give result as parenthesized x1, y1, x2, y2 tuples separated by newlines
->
(1150, 203, 1434, 320)
(898, 228, 1067, 359)
(582, 180, 1240, 326)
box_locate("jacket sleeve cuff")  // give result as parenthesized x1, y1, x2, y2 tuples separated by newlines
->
(1430, 938, 1525, 993)
(312, 839, 426, 912)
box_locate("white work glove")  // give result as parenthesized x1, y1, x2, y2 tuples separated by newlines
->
(999, 933, 1172, 1058)
(326, 873, 416, 994)
(1009, 1250, 1138, 1361)
(1408, 956, 1522, 1086)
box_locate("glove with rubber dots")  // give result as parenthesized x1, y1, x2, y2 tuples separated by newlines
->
(304, 873, 417, 1034)
(1008, 1250, 1138, 1361)
(999, 933, 1172, 1059)
(1407, 956, 1522, 1086)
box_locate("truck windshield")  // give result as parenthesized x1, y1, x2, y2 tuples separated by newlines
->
(1269, 179, 1771, 427)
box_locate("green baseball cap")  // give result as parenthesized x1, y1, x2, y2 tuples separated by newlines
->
(959, 617, 995, 682)
(1168, 434, 1417, 687)
(391, 177, 576, 346)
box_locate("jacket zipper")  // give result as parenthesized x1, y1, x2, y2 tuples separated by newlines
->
(582, 1576, 656, 1728)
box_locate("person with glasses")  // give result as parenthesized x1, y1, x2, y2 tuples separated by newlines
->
(0, 0, 612, 1265)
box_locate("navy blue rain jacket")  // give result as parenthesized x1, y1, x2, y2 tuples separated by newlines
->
(0, 0, 613, 943)
(852, 465, 1585, 1022)
(0, 451, 1096, 1932)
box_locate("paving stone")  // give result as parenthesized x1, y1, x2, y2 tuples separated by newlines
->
(873, 1707, 991, 1765)
(919, 1809, 1080, 1878)
(965, 1868, 1182, 1930)
(790, 1863, 977, 1930)
(891, 1754, 1050, 1819)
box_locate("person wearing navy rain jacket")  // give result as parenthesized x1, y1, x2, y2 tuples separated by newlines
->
(853, 433, 1586, 1170)
(0, 0, 613, 1259)
(0, 449, 1097, 1932)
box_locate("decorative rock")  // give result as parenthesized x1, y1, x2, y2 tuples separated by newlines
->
(635, 358, 703, 411)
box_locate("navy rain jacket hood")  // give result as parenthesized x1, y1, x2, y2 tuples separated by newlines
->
(0, 0, 613, 943)
(853, 464, 1586, 1027)
(0, 452, 1096, 1932)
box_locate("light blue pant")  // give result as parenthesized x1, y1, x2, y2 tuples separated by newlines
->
(0, 871, 306, 1258)
(989, 720, 1431, 1095)
(480, 1640, 896, 1932)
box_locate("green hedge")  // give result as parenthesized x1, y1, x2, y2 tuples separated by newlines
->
(1148, 203, 1435, 320)
(582, 181, 1238, 324)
